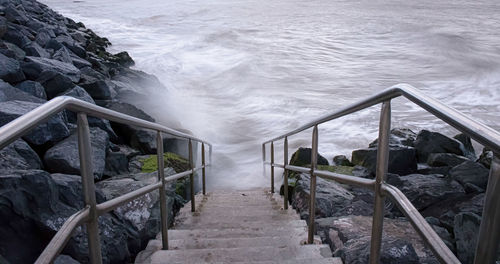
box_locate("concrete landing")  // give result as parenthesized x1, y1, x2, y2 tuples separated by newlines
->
(135, 188, 342, 264)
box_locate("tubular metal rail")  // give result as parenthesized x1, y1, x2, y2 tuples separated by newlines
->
(262, 84, 500, 264)
(0, 96, 212, 264)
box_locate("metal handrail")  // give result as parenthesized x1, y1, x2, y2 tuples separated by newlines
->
(0, 96, 212, 264)
(262, 84, 500, 264)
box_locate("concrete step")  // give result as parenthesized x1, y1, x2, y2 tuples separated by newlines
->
(148, 244, 332, 263)
(177, 208, 300, 218)
(235, 258, 343, 264)
(157, 226, 309, 240)
(174, 218, 307, 230)
(168, 235, 308, 250)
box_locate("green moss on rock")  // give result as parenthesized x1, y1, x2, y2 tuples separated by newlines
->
(139, 152, 190, 173)
(316, 165, 354, 176)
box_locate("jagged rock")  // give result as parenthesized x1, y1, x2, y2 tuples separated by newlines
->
(477, 148, 493, 169)
(80, 79, 116, 100)
(454, 212, 481, 264)
(3, 24, 31, 48)
(15, 80, 47, 99)
(422, 193, 484, 230)
(315, 216, 437, 264)
(0, 52, 26, 83)
(36, 70, 76, 98)
(0, 100, 70, 145)
(35, 29, 53, 47)
(54, 34, 86, 58)
(111, 51, 134, 67)
(449, 161, 489, 189)
(0, 79, 45, 103)
(104, 144, 140, 177)
(4, 4, 28, 25)
(386, 173, 465, 211)
(54, 255, 80, 264)
(352, 165, 373, 178)
(291, 173, 372, 220)
(414, 130, 464, 162)
(22, 56, 81, 82)
(332, 155, 353, 166)
(289, 147, 329, 167)
(0, 17, 7, 38)
(351, 146, 417, 176)
(369, 128, 417, 148)
(417, 165, 452, 176)
(44, 127, 109, 180)
(427, 153, 469, 167)
(453, 133, 476, 160)
(130, 129, 157, 154)
(0, 139, 42, 170)
(0, 41, 26, 60)
(52, 46, 74, 64)
(23, 41, 51, 58)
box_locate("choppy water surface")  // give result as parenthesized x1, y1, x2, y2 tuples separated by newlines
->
(42, 0, 500, 189)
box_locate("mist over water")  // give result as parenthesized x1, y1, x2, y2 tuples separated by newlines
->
(42, 0, 500, 189)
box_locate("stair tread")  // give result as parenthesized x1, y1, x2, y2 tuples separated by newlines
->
(158, 226, 309, 240)
(174, 219, 307, 230)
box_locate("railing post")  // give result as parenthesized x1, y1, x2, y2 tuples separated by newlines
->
(369, 101, 391, 264)
(77, 113, 103, 264)
(156, 131, 168, 250)
(308, 125, 319, 244)
(283, 137, 289, 210)
(201, 143, 206, 195)
(189, 139, 195, 212)
(271, 141, 275, 193)
(474, 154, 500, 264)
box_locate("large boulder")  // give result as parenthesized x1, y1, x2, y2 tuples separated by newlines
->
(291, 173, 372, 220)
(368, 128, 417, 148)
(36, 70, 76, 99)
(477, 148, 493, 169)
(351, 146, 417, 176)
(386, 173, 465, 211)
(453, 133, 476, 160)
(23, 41, 50, 58)
(0, 139, 42, 170)
(289, 147, 329, 167)
(315, 216, 437, 264)
(4, 4, 29, 25)
(0, 100, 70, 146)
(22, 56, 81, 82)
(0, 17, 7, 38)
(80, 77, 117, 100)
(15, 80, 47, 99)
(0, 80, 45, 103)
(426, 153, 469, 167)
(3, 24, 31, 48)
(44, 127, 109, 180)
(454, 212, 481, 264)
(0, 52, 26, 83)
(332, 155, 353, 166)
(414, 130, 464, 162)
(448, 161, 489, 189)
(104, 144, 140, 177)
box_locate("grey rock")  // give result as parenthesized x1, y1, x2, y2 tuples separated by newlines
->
(417, 165, 452, 176)
(463, 182, 484, 194)
(369, 128, 417, 148)
(453, 133, 476, 160)
(0, 100, 69, 145)
(80, 78, 117, 100)
(0, 52, 26, 83)
(52, 46, 73, 64)
(477, 148, 493, 169)
(4, 4, 28, 25)
(0, 139, 42, 170)
(1, 41, 26, 60)
(454, 212, 481, 264)
(3, 24, 31, 47)
(427, 153, 469, 167)
(130, 129, 157, 154)
(23, 41, 50, 58)
(22, 56, 80, 82)
(15, 80, 47, 99)
(0, 16, 7, 38)
(414, 130, 464, 162)
(289, 147, 329, 167)
(449, 161, 489, 189)
(35, 29, 52, 47)
(386, 173, 465, 210)
(352, 165, 373, 178)
(55, 34, 86, 58)
(0, 79, 45, 103)
(36, 70, 76, 98)
(54, 255, 80, 264)
(351, 146, 417, 176)
(104, 144, 140, 177)
(332, 155, 353, 166)
(44, 127, 109, 180)
(422, 193, 484, 230)
(315, 216, 436, 264)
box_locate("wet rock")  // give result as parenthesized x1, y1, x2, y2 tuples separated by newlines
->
(22, 56, 81, 82)
(36, 70, 76, 98)
(332, 155, 353, 166)
(0, 52, 26, 83)
(291, 173, 372, 219)
(52, 46, 74, 64)
(427, 153, 469, 167)
(454, 212, 481, 264)
(0, 100, 70, 146)
(4, 4, 28, 25)
(369, 128, 417, 148)
(477, 148, 493, 169)
(315, 216, 436, 264)
(55, 34, 86, 58)
(35, 29, 53, 47)
(23, 41, 50, 58)
(54, 255, 80, 264)
(0, 79, 45, 103)
(130, 129, 157, 154)
(386, 173, 465, 211)
(104, 144, 140, 177)
(422, 193, 484, 230)
(0, 139, 42, 170)
(414, 130, 464, 162)
(0, 17, 7, 38)
(80, 79, 116, 100)
(417, 165, 451, 176)
(0, 41, 26, 60)
(453, 133, 476, 160)
(351, 146, 417, 176)
(111, 51, 134, 67)
(289, 147, 329, 167)
(352, 165, 373, 178)
(15, 80, 47, 99)
(3, 24, 32, 47)
(44, 127, 109, 180)
(449, 161, 489, 189)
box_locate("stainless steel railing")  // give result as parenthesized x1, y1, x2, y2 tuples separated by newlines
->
(262, 84, 500, 264)
(0, 96, 212, 264)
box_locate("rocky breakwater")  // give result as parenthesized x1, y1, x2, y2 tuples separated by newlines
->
(0, 1, 193, 263)
(282, 128, 497, 264)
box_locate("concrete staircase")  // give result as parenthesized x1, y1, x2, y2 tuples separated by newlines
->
(135, 188, 342, 263)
